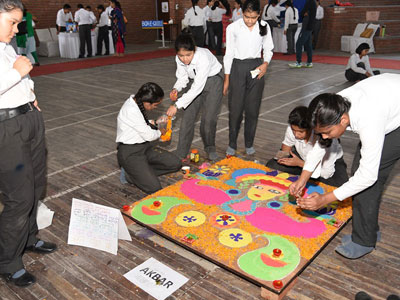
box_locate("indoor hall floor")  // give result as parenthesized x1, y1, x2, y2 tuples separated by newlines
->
(1, 50, 399, 300)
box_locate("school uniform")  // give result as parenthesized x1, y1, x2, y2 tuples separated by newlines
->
(223, 19, 274, 152)
(305, 73, 400, 247)
(312, 5, 324, 49)
(97, 11, 110, 55)
(56, 8, 73, 32)
(209, 7, 226, 55)
(183, 6, 205, 47)
(173, 47, 223, 159)
(0, 42, 46, 274)
(105, 6, 113, 29)
(266, 126, 348, 187)
(74, 8, 96, 57)
(116, 96, 181, 194)
(345, 54, 379, 82)
(284, 7, 299, 54)
(203, 6, 213, 48)
(231, 7, 243, 22)
(262, 4, 280, 35)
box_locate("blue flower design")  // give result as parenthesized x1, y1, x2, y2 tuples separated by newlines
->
(229, 233, 243, 242)
(183, 216, 197, 223)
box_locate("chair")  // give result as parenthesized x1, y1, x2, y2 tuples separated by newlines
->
(49, 27, 59, 42)
(341, 23, 367, 52)
(36, 28, 60, 57)
(349, 23, 380, 53)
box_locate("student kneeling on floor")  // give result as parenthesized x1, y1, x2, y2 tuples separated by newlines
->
(345, 43, 380, 82)
(116, 82, 182, 194)
(266, 106, 348, 187)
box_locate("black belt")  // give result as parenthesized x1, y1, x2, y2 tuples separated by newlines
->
(0, 102, 36, 122)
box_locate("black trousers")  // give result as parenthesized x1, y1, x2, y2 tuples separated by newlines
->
(312, 19, 322, 49)
(228, 58, 265, 150)
(286, 24, 298, 54)
(345, 62, 381, 82)
(189, 26, 205, 47)
(78, 24, 92, 57)
(59, 26, 66, 33)
(0, 109, 46, 274)
(97, 25, 110, 55)
(266, 147, 349, 187)
(206, 21, 214, 49)
(351, 126, 400, 247)
(117, 142, 182, 194)
(211, 21, 223, 55)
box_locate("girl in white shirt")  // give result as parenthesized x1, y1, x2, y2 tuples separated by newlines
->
(116, 82, 181, 194)
(210, 1, 226, 55)
(345, 43, 380, 82)
(283, 0, 298, 55)
(231, 0, 243, 22)
(262, 0, 280, 34)
(183, 0, 205, 47)
(266, 106, 348, 187)
(166, 31, 223, 161)
(223, 0, 274, 156)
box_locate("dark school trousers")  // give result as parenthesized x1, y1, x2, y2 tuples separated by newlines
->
(312, 19, 322, 49)
(211, 21, 223, 55)
(176, 73, 223, 159)
(117, 142, 182, 194)
(286, 24, 298, 54)
(189, 26, 205, 47)
(206, 21, 214, 49)
(0, 109, 46, 274)
(266, 147, 348, 187)
(78, 24, 92, 57)
(228, 58, 265, 150)
(97, 25, 110, 55)
(345, 62, 381, 82)
(351, 126, 400, 247)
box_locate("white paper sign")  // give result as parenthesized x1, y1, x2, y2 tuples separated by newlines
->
(68, 198, 130, 255)
(124, 257, 188, 300)
(161, 2, 169, 13)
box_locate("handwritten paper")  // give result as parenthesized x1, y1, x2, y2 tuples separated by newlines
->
(124, 257, 189, 300)
(68, 198, 131, 255)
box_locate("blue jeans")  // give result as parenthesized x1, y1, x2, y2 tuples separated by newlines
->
(296, 29, 313, 64)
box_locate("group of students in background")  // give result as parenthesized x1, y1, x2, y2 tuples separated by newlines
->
(55, 0, 126, 58)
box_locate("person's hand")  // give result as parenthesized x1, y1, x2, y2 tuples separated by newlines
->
(159, 127, 167, 135)
(33, 100, 41, 112)
(57, 30, 60, 35)
(284, 30, 287, 35)
(289, 179, 306, 198)
(296, 193, 331, 211)
(166, 105, 177, 117)
(13, 56, 33, 78)
(223, 75, 229, 96)
(256, 62, 268, 79)
(278, 150, 303, 167)
(170, 89, 178, 101)
(366, 72, 372, 77)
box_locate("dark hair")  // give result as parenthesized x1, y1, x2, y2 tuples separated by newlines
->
(235, 0, 242, 6)
(115, 1, 121, 9)
(134, 82, 164, 129)
(285, 0, 296, 20)
(221, 0, 231, 16)
(243, 0, 267, 36)
(288, 106, 310, 130)
(63, 4, 71, 9)
(97, 4, 105, 11)
(356, 42, 370, 55)
(192, 0, 198, 16)
(0, 0, 23, 12)
(265, 0, 278, 18)
(175, 30, 196, 52)
(212, 1, 220, 10)
(77, 4, 83, 8)
(85, 5, 91, 10)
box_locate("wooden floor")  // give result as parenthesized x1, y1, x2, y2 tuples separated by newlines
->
(1, 48, 400, 300)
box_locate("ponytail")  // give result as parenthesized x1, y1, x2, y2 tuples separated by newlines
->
(258, 18, 267, 36)
(134, 82, 164, 130)
(192, 0, 198, 16)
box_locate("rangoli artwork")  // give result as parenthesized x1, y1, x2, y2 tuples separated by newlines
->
(124, 157, 352, 294)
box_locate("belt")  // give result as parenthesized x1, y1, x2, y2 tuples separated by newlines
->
(0, 102, 36, 122)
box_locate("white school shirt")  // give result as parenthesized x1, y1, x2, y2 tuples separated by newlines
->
(98, 11, 109, 27)
(284, 7, 299, 31)
(56, 9, 73, 27)
(173, 47, 222, 110)
(89, 11, 97, 24)
(183, 6, 205, 27)
(316, 5, 324, 20)
(346, 54, 374, 75)
(0, 43, 35, 109)
(223, 18, 274, 75)
(203, 6, 211, 21)
(105, 6, 113, 26)
(282, 126, 343, 179)
(303, 73, 400, 201)
(231, 8, 243, 22)
(210, 7, 226, 22)
(74, 8, 95, 25)
(262, 4, 280, 23)
(116, 96, 161, 144)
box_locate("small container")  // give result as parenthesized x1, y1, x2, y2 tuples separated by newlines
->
(181, 166, 190, 175)
(190, 149, 200, 163)
(160, 117, 172, 142)
(381, 25, 386, 37)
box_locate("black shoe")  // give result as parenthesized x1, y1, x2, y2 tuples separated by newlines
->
(78, 55, 84, 58)
(95, 53, 102, 56)
(2, 271, 36, 287)
(104, 52, 110, 56)
(87, 55, 92, 58)
(355, 292, 373, 300)
(26, 241, 57, 254)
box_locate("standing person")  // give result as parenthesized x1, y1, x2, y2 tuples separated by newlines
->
(75, 4, 96, 58)
(166, 31, 223, 161)
(16, 7, 39, 66)
(210, 1, 226, 55)
(223, 0, 273, 156)
(288, 0, 316, 68)
(345, 43, 380, 82)
(291, 74, 400, 259)
(221, 0, 232, 47)
(231, 0, 243, 22)
(96, 4, 110, 55)
(262, 0, 280, 36)
(110, 0, 126, 57)
(0, 0, 57, 287)
(203, 0, 213, 48)
(183, 0, 205, 47)
(105, 0, 113, 30)
(85, 5, 97, 29)
(312, 0, 323, 49)
(283, 0, 298, 55)
(56, 3, 73, 34)
(117, 83, 182, 194)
